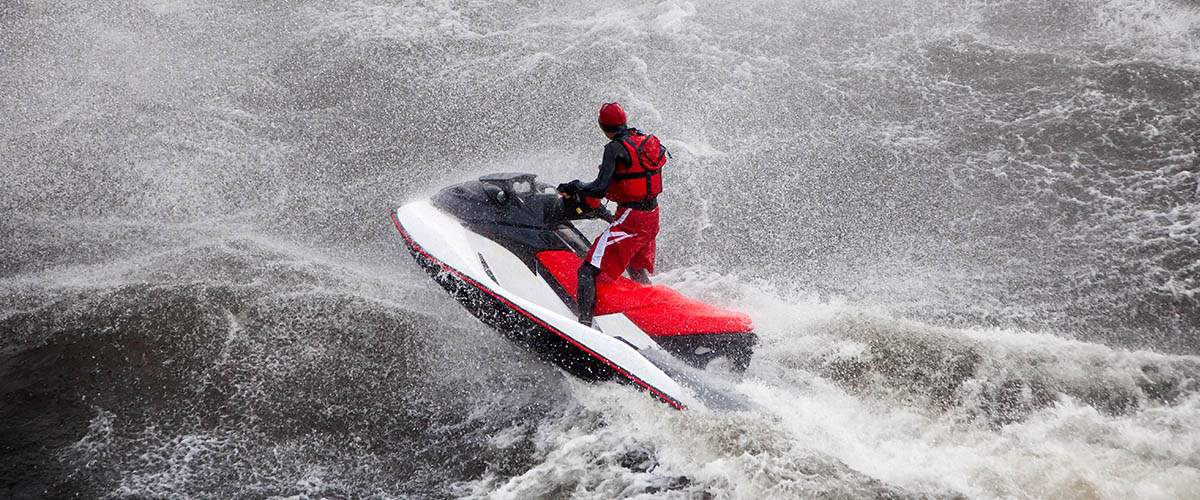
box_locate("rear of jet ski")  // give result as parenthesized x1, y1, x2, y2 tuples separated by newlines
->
(532, 250, 757, 371)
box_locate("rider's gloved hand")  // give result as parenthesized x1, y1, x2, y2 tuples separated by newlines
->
(557, 180, 582, 198)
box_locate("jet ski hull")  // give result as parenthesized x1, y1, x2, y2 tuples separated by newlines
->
(390, 173, 757, 409)
(391, 204, 695, 409)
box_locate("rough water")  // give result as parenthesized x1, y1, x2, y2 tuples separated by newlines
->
(2, 0, 1198, 498)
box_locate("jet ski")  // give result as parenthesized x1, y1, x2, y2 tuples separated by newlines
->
(390, 173, 756, 409)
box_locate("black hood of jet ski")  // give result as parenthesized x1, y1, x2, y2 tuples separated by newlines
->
(430, 172, 603, 268)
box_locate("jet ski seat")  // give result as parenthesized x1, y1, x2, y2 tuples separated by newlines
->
(536, 251, 753, 337)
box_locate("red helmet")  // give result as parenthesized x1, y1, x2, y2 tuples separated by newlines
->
(598, 102, 626, 131)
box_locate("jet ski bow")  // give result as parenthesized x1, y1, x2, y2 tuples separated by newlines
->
(391, 173, 756, 409)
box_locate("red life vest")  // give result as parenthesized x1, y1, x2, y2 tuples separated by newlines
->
(606, 130, 667, 203)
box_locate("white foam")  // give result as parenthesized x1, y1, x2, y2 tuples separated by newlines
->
(641, 273, 1200, 498)
(1095, 0, 1200, 68)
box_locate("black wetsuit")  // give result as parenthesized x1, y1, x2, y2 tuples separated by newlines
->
(576, 127, 631, 199)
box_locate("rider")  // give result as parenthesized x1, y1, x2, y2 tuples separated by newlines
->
(558, 102, 667, 327)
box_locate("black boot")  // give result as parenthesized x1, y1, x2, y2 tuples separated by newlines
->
(576, 263, 601, 326)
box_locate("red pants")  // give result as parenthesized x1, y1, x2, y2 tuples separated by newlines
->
(584, 206, 659, 279)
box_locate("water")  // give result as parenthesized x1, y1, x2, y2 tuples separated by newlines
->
(2, 0, 1198, 498)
